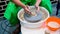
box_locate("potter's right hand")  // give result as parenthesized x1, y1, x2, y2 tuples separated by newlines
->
(24, 6, 31, 14)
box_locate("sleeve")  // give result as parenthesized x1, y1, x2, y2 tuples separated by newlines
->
(28, 0, 36, 6)
(40, 0, 52, 14)
(4, 1, 20, 26)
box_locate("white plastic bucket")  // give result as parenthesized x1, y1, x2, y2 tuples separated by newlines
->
(17, 6, 50, 28)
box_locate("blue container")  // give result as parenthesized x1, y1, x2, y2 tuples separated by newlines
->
(0, 18, 16, 34)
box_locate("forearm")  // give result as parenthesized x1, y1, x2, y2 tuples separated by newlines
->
(35, 0, 41, 6)
(12, 0, 26, 8)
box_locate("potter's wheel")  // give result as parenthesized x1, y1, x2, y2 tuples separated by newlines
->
(24, 11, 42, 22)
(23, 6, 43, 22)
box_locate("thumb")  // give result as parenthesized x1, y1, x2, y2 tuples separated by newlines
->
(26, 5, 30, 10)
(35, 6, 40, 11)
(37, 6, 40, 11)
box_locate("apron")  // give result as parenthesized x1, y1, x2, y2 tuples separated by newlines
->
(4, 0, 52, 26)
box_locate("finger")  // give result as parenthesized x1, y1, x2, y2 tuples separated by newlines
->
(25, 9, 31, 14)
(27, 6, 30, 9)
(25, 11, 31, 15)
(37, 6, 40, 11)
(28, 12, 31, 14)
(26, 7, 31, 14)
(26, 5, 30, 10)
(25, 7, 30, 11)
(35, 6, 40, 11)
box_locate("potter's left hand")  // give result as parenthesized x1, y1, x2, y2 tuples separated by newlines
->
(35, 5, 40, 12)
(35, 0, 41, 12)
